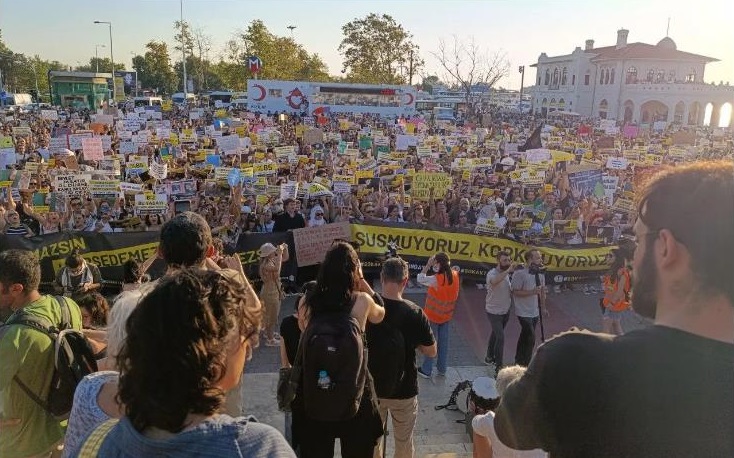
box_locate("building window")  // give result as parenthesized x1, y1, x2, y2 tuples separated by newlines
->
(655, 70, 665, 83)
(585, 74, 590, 85)
(544, 69, 550, 85)
(600, 69, 605, 85)
(610, 69, 615, 84)
(626, 66, 637, 84)
(686, 68, 696, 82)
(561, 67, 568, 85)
(646, 69, 655, 82)
(537, 76, 541, 85)
(572, 74, 576, 85)
(599, 99, 608, 119)
(669, 70, 676, 82)
(552, 68, 559, 85)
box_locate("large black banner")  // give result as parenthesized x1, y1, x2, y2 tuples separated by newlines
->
(0, 223, 614, 291)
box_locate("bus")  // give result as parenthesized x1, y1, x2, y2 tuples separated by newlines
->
(172, 92, 196, 106)
(1, 93, 33, 107)
(133, 96, 163, 107)
(247, 79, 417, 117)
(208, 91, 234, 108)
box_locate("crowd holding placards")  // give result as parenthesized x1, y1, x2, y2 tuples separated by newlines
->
(1, 98, 733, 458)
(1, 101, 731, 276)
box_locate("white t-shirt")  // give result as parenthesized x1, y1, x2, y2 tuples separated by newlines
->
(485, 268, 513, 314)
(472, 411, 548, 458)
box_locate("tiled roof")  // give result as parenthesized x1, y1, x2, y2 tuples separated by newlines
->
(590, 42, 718, 62)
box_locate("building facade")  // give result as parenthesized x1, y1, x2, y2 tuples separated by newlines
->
(531, 29, 733, 127)
(49, 71, 112, 109)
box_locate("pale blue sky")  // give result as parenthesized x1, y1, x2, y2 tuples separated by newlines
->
(1, 0, 732, 89)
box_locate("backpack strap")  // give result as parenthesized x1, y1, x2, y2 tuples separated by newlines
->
(54, 295, 72, 330)
(79, 418, 118, 457)
(6, 296, 69, 416)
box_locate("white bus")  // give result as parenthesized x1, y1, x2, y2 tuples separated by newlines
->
(172, 92, 196, 105)
(247, 79, 417, 117)
(133, 96, 163, 107)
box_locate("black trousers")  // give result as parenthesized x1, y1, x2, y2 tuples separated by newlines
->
(515, 315, 539, 367)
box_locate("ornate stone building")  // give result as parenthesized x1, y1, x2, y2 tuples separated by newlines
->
(531, 29, 733, 127)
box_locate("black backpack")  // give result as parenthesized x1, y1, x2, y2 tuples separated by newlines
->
(301, 306, 368, 422)
(6, 296, 98, 419)
(367, 317, 406, 398)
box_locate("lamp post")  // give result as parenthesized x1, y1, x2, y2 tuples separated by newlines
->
(180, 0, 187, 95)
(287, 25, 297, 38)
(94, 21, 115, 102)
(95, 44, 106, 73)
(518, 65, 525, 109)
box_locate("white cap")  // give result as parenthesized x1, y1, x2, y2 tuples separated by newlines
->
(472, 377, 499, 400)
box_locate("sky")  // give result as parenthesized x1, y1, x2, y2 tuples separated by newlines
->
(1, 0, 732, 90)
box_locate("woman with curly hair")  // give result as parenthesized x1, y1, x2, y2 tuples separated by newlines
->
(77, 268, 293, 457)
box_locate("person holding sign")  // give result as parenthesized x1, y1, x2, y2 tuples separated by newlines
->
(258, 242, 289, 346)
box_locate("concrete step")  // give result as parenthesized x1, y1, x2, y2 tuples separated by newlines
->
(375, 432, 473, 458)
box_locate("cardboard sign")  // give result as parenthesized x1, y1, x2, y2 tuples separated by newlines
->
(41, 110, 59, 121)
(119, 182, 144, 194)
(54, 173, 91, 197)
(605, 157, 628, 170)
(134, 193, 168, 215)
(253, 162, 278, 176)
(89, 180, 120, 198)
(217, 135, 241, 154)
(292, 222, 351, 267)
(82, 137, 104, 161)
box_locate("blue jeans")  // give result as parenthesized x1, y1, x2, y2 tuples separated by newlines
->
(422, 321, 449, 375)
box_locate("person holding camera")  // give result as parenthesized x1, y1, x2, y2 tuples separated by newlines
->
(484, 250, 518, 372)
(55, 250, 102, 299)
(511, 248, 546, 367)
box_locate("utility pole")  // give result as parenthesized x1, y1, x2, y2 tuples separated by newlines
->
(287, 25, 297, 38)
(180, 0, 188, 94)
(518, 65, 525, 108)
(408, 49, 414, 85)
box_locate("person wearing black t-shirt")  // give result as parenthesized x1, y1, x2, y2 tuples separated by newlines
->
(495, 162, 734, 458)
(272, 198, 305, 293)
(368, 257, 436, 458)
(279, 281, 315, 453)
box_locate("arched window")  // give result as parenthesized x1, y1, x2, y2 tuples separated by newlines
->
(610, 68, 615, 84)
(656, 70, 665, 83)
(561, 67, 568, 85)
(572, 74, 576, 85)
(626, 66, 637, 84)
(646, 69, 655, 82)
(669, 70, 676, 82)
(552, 68, 559, 85)
(545, 69, 550, 85)
(599, 99, 609, 119)
(600, 69, 605, 85)
(686, 68, 697, 83)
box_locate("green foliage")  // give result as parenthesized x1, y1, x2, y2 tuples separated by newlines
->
(223, 20, 331, 83)
(74, 57, 125, 73)
(0, 29, 66, 101)
(132, 41, 178, 95)
(338, 13, 423, 85)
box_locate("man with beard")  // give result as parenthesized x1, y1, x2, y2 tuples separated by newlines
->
(484, 250, 518, 372)
(493, 161, 734, 458)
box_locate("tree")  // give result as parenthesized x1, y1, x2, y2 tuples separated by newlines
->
(74, 57, 125, 73)
(421, 75, 442, 94)
(223, 20, 331, 83)
(433, 36, 509, 120)
(338, 13, 423, 84)
(0, 30, 65, 102)
(133, 41, 178, 95)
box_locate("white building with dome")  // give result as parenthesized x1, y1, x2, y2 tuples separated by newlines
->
(530, 29, 733, 127)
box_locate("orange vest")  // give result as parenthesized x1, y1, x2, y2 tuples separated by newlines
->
(425, 270, 461, 324)
(602, 268, 631, 312)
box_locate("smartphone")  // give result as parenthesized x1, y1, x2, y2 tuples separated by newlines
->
(174, 200, 191, 214)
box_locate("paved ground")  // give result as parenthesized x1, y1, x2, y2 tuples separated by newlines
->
(246, 283, 650, 374)
(241, 282, 651, 456)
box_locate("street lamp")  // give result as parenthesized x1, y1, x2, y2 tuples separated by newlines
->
(287, 25, 297, 38)
(94, 20, 115, 101)
(95, 44, 106, 73)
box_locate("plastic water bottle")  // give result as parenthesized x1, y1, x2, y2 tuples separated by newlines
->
(317, 370, 331, 390)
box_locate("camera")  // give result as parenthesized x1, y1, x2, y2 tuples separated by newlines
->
(529, 264, 547, 275)
(385, 241, 400, 259)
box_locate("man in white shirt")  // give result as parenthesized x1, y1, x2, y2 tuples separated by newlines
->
(485, 251, 517, 372)
(511, 248, 546, 367)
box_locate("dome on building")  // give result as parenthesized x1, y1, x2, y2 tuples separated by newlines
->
(657, 36, 677, 50)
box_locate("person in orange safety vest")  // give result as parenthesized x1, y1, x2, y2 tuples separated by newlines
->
(416, 252, 460, 378)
